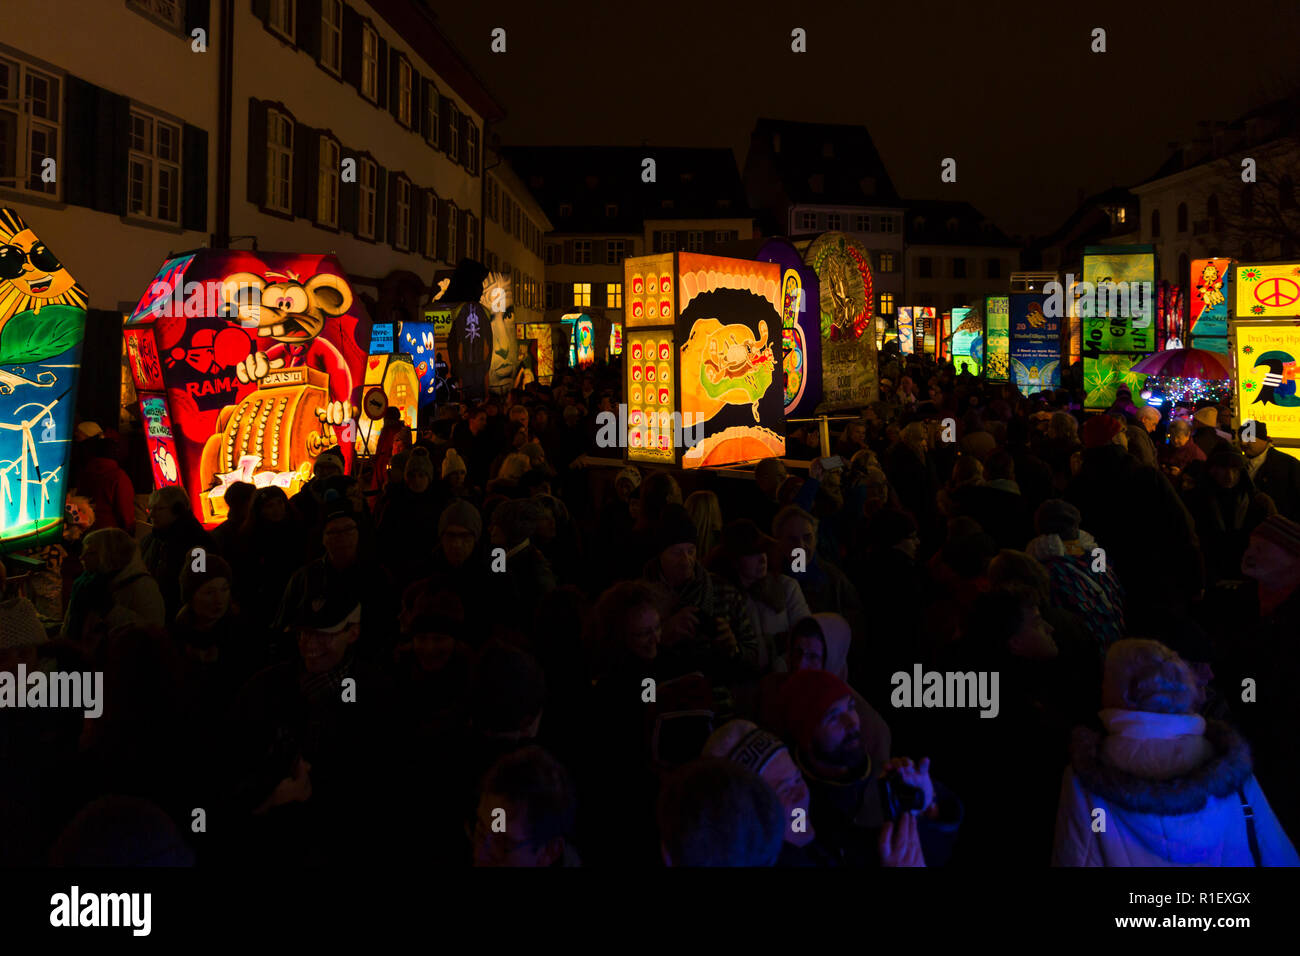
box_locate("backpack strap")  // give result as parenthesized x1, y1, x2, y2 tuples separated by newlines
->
(1238, 785, 1262, 867)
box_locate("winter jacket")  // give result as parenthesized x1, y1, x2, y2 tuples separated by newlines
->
(740, 574, 810, 673)
(1246, 445, 1300, 522)
(1052, 711, 1299, 866)
(1026, 531, 1125, 653)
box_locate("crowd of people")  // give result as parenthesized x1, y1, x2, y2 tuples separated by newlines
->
(2, 352, 1299, 867)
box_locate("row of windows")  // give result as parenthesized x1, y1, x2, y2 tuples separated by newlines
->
(544, 238, 631, 266)
(914, 256, 1005, 280)
(1150, 180, 1295, 239)
(261, 0, 479, 175)
(797, 211, 898, 233)
(486, 178, 544, 257)
(1, 55, 190, 226)
(261, 104, 474, 259)
(540, 284, 903, 316)
(651, 230, 741, 253)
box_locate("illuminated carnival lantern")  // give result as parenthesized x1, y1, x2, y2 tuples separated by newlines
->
(0, 209, 87, 553)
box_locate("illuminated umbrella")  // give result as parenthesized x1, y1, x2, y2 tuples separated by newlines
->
(1130, 348, 1231, 379)
(1132, 347, 1232, 406)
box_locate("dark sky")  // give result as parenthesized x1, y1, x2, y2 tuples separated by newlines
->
(432, 0, 1300, 240)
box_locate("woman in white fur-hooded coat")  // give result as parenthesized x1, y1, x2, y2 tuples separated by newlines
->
(1052, 639, 1298, 866)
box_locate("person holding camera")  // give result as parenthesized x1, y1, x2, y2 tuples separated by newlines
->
(773, 668, 961, 866)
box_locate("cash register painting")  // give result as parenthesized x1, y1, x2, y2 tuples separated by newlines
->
(125, 251, 371, 526)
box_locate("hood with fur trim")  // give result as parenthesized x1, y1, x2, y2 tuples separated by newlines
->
(1069, 719, 1252, 816)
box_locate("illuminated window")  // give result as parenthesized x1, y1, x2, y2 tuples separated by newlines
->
(799, 211, 816, 230)
(879, 252, 895, 272)
(855, 214, 871, 231)
(361, 26, 379, 101)
(573, 283, 592, 307)
(358, 158, 377, 238)
(827, 213, 841, 230)
(607, 283, 622, 308)
(269, 0, 295, 39)
(880, 293, 895, 315)
(686, 231, 703, 252)
(265, 108, 293, 214)
(1115, 207, 1126, 224)
(320, 0, 342, 74)
(574, 240, 592, 264)
(395, 177, 411, 251)
(0, 56, 62, 198)
(397, 59, 413, 127)
(607, 240, 625, 264)
(317, 136, 339, 227)
(424, 191, 437, 257)
(425, 83, 440, 148)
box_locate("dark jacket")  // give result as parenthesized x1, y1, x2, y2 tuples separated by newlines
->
(141, 514, 214, 622)
(1248, 445, 1300, 521)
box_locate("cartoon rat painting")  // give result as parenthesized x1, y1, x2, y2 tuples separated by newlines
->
(220, 270, 355, 425)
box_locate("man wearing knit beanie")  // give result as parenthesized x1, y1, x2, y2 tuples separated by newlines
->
(438, 500, 482, 567)
(774, 668, 951, 864)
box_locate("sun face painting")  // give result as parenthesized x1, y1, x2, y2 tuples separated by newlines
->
(0, 209, 88, 335)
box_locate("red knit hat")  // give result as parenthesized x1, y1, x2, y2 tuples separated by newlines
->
(1082, 413, 1123, 449)
(776, 669, 855, 754)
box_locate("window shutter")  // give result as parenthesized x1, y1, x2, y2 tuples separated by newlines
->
(341, 5, 362, 87)
(388, 55, 401, 121)
(409, 191, 420, 251)
(563, 240, 574, 264)
(410, 72, 422, 133)
(304, 133, 321, 223)
(339, 148, 359, 235)
(182, 124, 208, 232)
(184, 0, 210, 36)
(376, 38, 389, 109)
(439, 101, 453, 157)
(297, 0, 322, 56)
(458, 113, 470, 167)
(386, 171, 398, 245)
(456, 208, 467, 261)
(437, 199, 452, 260)
(374, 165, 387, 240)
(595, 240, 607, 265)
(419, 80, 431, 139)
(62, 76, 97, 209)
(292, 122, 312, 218)
(246, 98, 268, 205)
(99, 89, 131, 216)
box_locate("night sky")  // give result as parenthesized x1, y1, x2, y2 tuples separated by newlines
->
(433, 0, 1300, 240)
